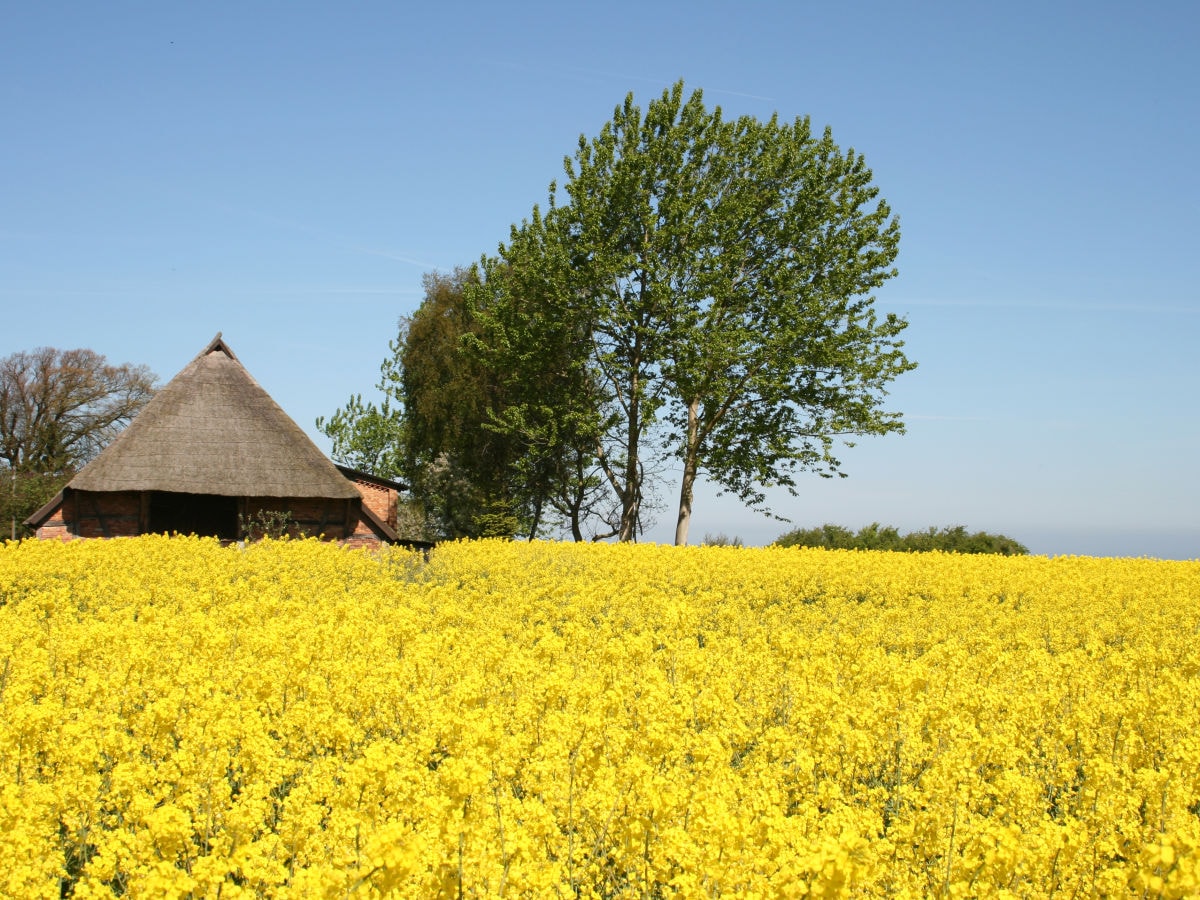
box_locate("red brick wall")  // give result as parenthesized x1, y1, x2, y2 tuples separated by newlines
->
(354, 479, 398, 530)
(338, 509, 386, 549)
(34, 504, 72, 542)
(35, 490, 143, 540)
(65, 491, 142, 539)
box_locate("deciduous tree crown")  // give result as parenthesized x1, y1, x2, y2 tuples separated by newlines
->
(480, 81, 915, 542)
(1, 346, 156, 537)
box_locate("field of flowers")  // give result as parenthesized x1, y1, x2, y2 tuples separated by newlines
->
(1, 536, 1198, 898)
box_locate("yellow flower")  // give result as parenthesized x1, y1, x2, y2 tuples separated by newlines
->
(1, 537, 1198, 895)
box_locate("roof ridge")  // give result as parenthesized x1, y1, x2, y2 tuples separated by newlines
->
(197, 332, 238, 362)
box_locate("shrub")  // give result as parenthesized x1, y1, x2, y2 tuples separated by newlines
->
(773, 522, 1028, 555)
(701, 532, 744, 547)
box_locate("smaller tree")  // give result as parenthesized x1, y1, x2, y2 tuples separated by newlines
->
(315, 391, 406, 481)
(2, 469, 71, 541)
(398, 268, 532, 539)
(319, 269, 535, 540)
(1, 346, 156, 538)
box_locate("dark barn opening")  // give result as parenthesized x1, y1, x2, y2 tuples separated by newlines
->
(149, 492, 238, 540)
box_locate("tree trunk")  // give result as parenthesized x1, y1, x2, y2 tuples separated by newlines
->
(569, 478, 584, 542)
(618, 485, 639, 541)
(527, 495, 542, 542)
(618, 364, 642, 542)
(674, 399, 701, 545)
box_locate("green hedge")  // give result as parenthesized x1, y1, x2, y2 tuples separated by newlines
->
(772, 523, 1028, 555)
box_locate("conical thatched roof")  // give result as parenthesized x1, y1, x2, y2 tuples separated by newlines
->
(67, 334, 361, 499)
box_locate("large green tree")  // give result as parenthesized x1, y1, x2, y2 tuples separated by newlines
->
(1, 346, 156, 538)
(483, 82, 915, 543)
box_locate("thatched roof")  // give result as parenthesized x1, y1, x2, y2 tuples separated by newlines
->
(66, 334, 361, 499)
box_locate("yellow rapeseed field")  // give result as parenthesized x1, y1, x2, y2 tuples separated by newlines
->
(1, 536, 1198, 898)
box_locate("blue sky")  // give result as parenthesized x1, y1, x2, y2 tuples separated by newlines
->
(3, 2, 1197, 558)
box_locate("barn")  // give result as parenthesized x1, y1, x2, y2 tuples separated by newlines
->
(25, 334, 417, 548)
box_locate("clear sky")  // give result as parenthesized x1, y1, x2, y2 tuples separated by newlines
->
(3, 2, 1197, 558)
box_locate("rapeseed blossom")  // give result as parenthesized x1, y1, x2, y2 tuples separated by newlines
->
(1, 536, 1198, 897)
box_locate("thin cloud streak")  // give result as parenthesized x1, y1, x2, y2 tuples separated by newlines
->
(882, 297, 1199, 314)
(908, 414, 990, 421)
(349, 246, 440, 269)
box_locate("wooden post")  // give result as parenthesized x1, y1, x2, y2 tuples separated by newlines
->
(87, 492, 110, 538)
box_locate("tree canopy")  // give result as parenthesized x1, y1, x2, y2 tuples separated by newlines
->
(477, 81, 915, 542)
(1, 346, 156, 537)
(399, 268, 531, 539)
